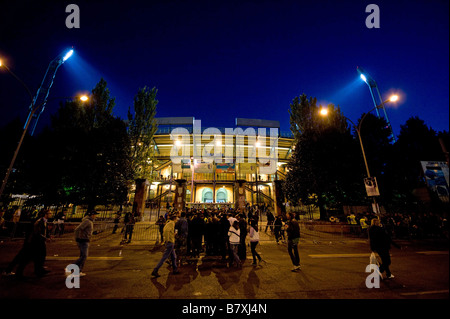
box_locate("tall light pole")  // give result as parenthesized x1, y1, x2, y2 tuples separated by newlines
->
(357, 66, 396, 142)
(320, 94, 399, 214)
(0, 95, 88, 199)
(0, 48, 80, 200)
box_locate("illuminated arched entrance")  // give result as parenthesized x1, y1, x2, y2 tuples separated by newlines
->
(216, 188, 228, 203)
(201, 188, 213, 203)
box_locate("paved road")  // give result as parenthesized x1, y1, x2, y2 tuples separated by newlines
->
(1, 225, 448, 302)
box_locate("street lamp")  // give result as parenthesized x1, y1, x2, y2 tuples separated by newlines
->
(0, 49, 78, 200)
(357, 66, 396, 142)
(0, 95, 88, 199)
(319, 94, 399, 214)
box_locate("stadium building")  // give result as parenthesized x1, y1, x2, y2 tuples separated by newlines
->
(137, 117, 295, 216)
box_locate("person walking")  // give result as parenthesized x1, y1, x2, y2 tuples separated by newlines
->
(238, 213, 247, 261)
(175, 211, 189, 266)
(155, 215, 166, 244)
(228, 220, 241, 268)
(69, 210, 99, 277)
(249, 219, 263, 266)
(286, 212, 301, 271)
(189, 213, 205, 258)
(369, 218, 400, 279)
(123, 211, 136, 243)
(151, 214, 180, 278)
(54, 210, 66, 237)
(5, 209, 52, 278)
(274, 214, 284, 244)
(265, 210, 275, 233)
(112, 211, 121, 234)
(30, 209, 52, 276)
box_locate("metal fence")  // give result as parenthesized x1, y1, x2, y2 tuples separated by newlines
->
(1, 220, 363, 243)
(0, 220, 161, 242)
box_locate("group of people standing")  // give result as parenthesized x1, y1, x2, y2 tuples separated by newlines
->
(150, 208, 269, 278)
(150, 208, 303, 278)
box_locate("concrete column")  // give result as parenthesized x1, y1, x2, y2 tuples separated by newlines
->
(273, 180, 286, 216)
(174, 179, 187, 211)
(235, 179, 246, 212)
(134, 178, 149, 219)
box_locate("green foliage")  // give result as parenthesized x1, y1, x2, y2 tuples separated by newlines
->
(384, 116, 447, 212)
(127, 86, 158, 180)
(284, 94, 365, 219)
(30, 79, 133, 208)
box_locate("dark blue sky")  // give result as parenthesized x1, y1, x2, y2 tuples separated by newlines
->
(0, 0, 448, 137)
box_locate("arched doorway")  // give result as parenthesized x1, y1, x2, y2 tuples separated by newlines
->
(202, 188, 213, 203)
(216, 188, 228, 203)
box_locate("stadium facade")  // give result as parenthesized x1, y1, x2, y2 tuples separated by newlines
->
(136, 117, 295, 216)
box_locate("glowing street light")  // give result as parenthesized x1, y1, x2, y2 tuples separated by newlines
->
(357, 66, 397, 142)
(360, 74, 367, 83)
(0, 48, 79, 199)
(388, 95, 399, 102)
(319, 94, 400, 214)
(62, 49, 74, 61)
(319, 108, 329, 116)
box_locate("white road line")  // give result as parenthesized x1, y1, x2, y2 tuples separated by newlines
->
(416, 251, 449, 255)
(309, 251, 449, 258)
(46, 256, 123, 260)
(309, 253, 370, 258)
(400, 290, 449, 296)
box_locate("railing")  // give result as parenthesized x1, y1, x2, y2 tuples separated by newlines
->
(1, 220, 363, 243)
(0, 220, 161, 242)
(155, 126, 294, 139)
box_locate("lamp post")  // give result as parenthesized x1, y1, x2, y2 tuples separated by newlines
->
(0, 49, 77, 200)
(0, 95, 88, 199)
(357, 66, 396, 142)
(319, 94, 399, 214)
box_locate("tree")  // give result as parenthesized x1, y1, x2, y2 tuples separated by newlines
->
(385, 116, 447, 212)
(284, 94, 362, 219)
(31, 78, 132, 210)
(0, 117, 35, 206)
(127, 86, 158, 180)
(127, 86, 158, 217)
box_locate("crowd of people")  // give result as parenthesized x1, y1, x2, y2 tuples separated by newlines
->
(2, 200, 447, 281)
(0, 206, 67, 238)
(149, 206, 304, 277)
(344, 211, 449, 240)
(153, 207, 263, 268)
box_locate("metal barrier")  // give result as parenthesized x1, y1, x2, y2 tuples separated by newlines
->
(1, 220, 363, 243)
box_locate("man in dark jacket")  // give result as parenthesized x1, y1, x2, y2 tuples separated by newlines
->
(14, 209, 52, 278)
(175, 211, 189, 265)
(237, 214, 248, 260)
(369, 218, 400, 279)
(286, 213, 301, 271)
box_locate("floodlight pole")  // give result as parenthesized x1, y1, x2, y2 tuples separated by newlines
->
(357, 66, 396, 142)
(0, 49, 74, 200)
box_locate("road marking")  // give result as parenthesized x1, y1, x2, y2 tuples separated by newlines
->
(309, 253, 370, 258)
(400, 290, 449, 296)
(46, 256, 123, 261)
(310, 251, 449, 258)
(416, 251, 449, 255)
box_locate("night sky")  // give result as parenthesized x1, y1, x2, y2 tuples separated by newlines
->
(0, 0, 448, 137)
